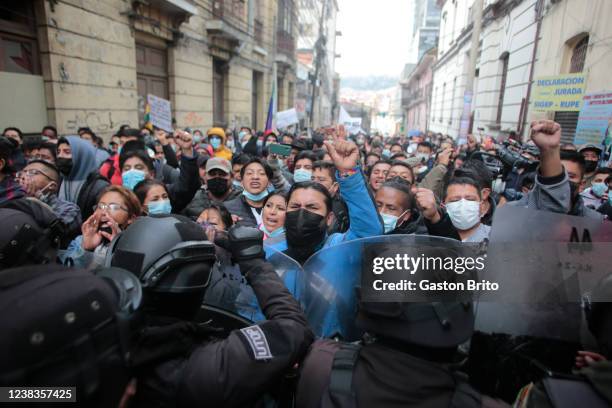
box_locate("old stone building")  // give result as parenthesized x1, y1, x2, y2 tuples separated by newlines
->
(0, 0, 297, 139)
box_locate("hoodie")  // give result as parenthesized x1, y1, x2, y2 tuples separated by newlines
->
(208, 129, 233, 161)
(58, 136, 100, 203)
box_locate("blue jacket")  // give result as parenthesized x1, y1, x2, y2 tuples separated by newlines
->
(262, 169, 382, 338)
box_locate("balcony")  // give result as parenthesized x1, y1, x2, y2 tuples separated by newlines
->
(206, 0, 249, 46)
(276, 30, 295, 66)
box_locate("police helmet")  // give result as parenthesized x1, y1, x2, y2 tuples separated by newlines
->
(106, 215, 216, 319)
(0, 264, 141, 407)
(0, 198, 64, 268)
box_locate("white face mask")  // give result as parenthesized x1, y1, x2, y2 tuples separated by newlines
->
(416, 152, 430, 163)
(445, 199, 481, 231)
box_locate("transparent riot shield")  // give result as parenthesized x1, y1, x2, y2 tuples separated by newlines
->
(198, 246, 304, 326)
(468, 205, 612, 402)
(301, 234, 475, 341)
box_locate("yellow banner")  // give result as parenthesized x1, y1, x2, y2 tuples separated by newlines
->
(532, 73, 586, 112)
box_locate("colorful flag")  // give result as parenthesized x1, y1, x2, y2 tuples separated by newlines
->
(265, 65, 278, 131)
(144, 102, 153, 131)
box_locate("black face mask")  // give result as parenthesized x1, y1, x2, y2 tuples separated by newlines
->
(207, 177, 230, 197)
(585, 160, 598, 173)
(285, 209, 327, 247)
(56, 158, 73, 176)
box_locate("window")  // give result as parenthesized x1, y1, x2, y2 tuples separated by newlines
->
(0, 1, 40, 75)
(450, 77, 457, 124)
(278, 0, 293, 33)
(213, 59, 228, 126)
(497, 53, 509, 124)
(136, 43, 169, 124)
(440, 82, 446, 123)
(252, 71, 262, 129)
(570, 35, 589, 73)
(432, 86, 437, 122)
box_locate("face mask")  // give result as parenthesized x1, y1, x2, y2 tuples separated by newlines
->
(239, 131, 247, 139)
(256, 140, 263, 148)
(207, 177, 230, 197)
(227, 140, 234, 151)
(56, 158, 73, 176)
(445, 199, 481, 231)
(193, 135, 202, 144)
(261, 224, 285, 238)
(382, 149, 391, 158)
(122, 169, 147, 191)
(356, 138, 365, 146)
(242, 189, 269, 202)
(210, 137, 221, 150)
(585, 160, 598, 173)
(147, 199, 172, 215)
(591, 182, 607, 198)
(232, 180, 243, 188)
(285, 208, 327, 248)
(293, 168, 312, 183)
(380, 210, 407, 234)
(36, 181, 57, 201)
(416, 152, 430, 163)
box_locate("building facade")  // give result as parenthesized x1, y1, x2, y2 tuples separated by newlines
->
(408, 0, 442, 64)
(296, 0, 340, 129)
(428, 0, 474, 138)
(0, 0, 297, 139)
(526, 0, 612, 142)
(402, 47, 437, 133)
(471, 0, 539, 140)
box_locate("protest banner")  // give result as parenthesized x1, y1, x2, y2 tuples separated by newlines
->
(532, 73, 586, 112)
(574, 91, 612, 149)
(276, 108, 299, 129)
(147, 94, 173, 132)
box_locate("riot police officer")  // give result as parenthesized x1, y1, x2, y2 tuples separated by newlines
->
(106, 216, 314, 407)
(0, 264, 142, 407)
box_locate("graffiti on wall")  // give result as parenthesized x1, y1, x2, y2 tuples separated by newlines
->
(65, 111, 116, 134)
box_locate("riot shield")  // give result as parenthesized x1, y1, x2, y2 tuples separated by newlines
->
(198, 246, 304, 325)
(468, 205, 612, 402)
(301, 234, 473, 341)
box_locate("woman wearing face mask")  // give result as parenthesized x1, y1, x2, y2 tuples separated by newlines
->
(134, 179, 173, 215)
(224, 158, 290, 227)
(59, 185, 141, 268)
(119, 136, 199, 213)
(207, 127, 232, 161)
(259, 192, 287, 246)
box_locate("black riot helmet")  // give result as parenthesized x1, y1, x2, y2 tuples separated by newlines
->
(106, 214, 216, 320)
(0, 198, 64, 268)
(0, 264, 142, 407)
(356, 245, 475, 349)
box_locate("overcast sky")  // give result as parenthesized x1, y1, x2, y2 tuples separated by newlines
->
(335, 0, 413, 78)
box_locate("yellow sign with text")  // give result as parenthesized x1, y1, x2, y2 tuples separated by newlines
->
(532, 73, 586, 112)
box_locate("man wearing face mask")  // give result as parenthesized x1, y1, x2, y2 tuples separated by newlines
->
(579, 144, 603, 188)
(375, 177, 426, 234)
(56, 136, 110, 221)
(283, 139, 382, 264)
(414, 141, 434, 181)
(580, 168, 611, 210)
(183, 157, 241, 220)
(17, 160, 82, 238)
(293, 151, 317, 183)
(312, 160, 349, 234)
(207, 127, 233, 161)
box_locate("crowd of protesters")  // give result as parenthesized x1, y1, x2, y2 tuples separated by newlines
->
(0, 119, 611, 407)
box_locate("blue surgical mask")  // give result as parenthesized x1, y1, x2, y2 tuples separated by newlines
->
(380, 210, 408, 233)
(239, 131, 247, 138)
(193, 135, 202, 144)
(256, 139, 263, 148)
(382, 149, 391, 158)
(260, 224, 285, 238)
(147, 199, 172, 215)
(122, 169, 147, 191)
(242, 189, 269, 202)
(227, 140, 234, 151)
(294, 168, 312, 183)
(210, 137, 221, 149)
(591, 182, 607, 198)
(232, 180, 243, 188)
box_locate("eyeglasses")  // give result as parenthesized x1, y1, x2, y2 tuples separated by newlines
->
(93, 203, 128, 213)
(17, 169, 53, 180)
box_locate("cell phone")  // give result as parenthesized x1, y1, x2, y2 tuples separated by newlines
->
(269, 143, 292, 157)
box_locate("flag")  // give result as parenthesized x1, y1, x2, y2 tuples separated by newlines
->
(144, 102, 153, 131)
(265, 65, 278, 131)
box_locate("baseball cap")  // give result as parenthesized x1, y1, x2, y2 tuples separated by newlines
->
(205, 157, 231, 174)
(579, 143, 603, 154)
